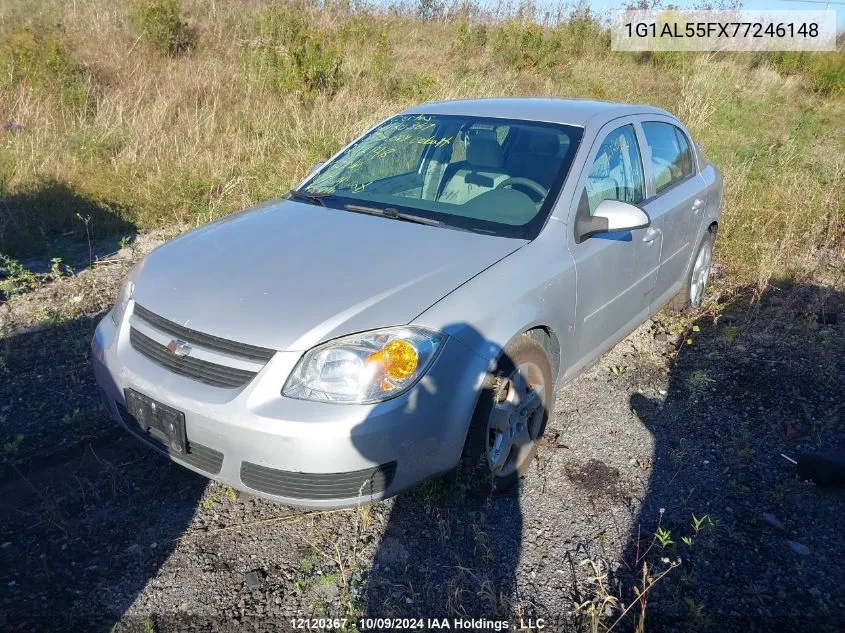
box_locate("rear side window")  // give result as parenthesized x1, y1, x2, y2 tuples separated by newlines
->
(642, 122, 695, 194)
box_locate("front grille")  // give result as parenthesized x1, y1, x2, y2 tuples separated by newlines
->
(130, 328, 257, 388)
(133, 304, 275, 362)
(116, 402, 224, 475)
(240, 461, 397, 500)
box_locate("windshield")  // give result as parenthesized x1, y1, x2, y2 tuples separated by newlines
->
(300, 113, 584, 239)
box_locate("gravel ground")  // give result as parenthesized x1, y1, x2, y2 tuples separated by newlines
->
(1, 240, 844, 633)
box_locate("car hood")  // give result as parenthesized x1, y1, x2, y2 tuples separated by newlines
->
(131, 199, 525, 351)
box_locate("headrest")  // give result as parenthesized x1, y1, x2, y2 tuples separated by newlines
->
(467, 138, 504, 169)
(529, 132, 559, 155)
(590, 153, 610, 179)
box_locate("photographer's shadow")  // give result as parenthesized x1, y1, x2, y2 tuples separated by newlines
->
(621, 281, 845, 631)
(354, 325, 546, 625)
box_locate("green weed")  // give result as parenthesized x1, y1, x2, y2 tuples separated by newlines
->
(0, 255, 39, 298)
(654, 527, 674, 549)
(0, 22, 90, 113)
(1, 433, 25, 462)
(131, 0, 196, 56)
(245, 10, 342, 96)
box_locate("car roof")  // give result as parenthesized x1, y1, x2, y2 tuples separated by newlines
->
(402, 97, 673, 129)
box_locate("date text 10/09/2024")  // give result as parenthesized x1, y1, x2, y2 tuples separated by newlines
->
(290, 618, 548, 630)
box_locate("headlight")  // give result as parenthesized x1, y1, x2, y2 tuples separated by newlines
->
(283, 327, 445, 403)
(110, 278, 135, 326)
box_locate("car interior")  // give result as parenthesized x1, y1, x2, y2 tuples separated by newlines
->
(583, 128, 644, 214)
(306, 116, 581, 230)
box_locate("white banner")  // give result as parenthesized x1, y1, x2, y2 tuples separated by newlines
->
(611, 10, 837, 52)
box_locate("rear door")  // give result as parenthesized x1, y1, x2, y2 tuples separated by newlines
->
(637, 118, 706, 311)
(568, 119, 662, 365)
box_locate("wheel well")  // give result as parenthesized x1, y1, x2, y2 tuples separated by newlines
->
(523, 326, 561, 383)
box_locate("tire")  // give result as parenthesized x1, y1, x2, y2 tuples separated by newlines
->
(456, 334, 552, 495)
(666, 230, 716, 314)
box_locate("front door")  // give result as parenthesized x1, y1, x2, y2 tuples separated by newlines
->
(568, 120, 662, 366)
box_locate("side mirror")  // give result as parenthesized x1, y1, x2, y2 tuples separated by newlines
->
(575, 199, 650, 243)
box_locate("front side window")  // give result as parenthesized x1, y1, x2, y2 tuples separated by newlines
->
(301, 114, 584, 239)
(642, 122, 694, 194)
(583, 125, 645, 215)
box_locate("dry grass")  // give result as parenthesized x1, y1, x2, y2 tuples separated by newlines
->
(0, 0, 843, 292)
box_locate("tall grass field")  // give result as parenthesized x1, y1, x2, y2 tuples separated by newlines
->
(1, 0, 843, 296)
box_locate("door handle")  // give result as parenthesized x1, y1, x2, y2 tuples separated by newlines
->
(642, 227, 661, 243)
(692, 198, 704, 214)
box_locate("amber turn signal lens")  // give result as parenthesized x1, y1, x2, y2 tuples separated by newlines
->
(368, 339, 419, 381)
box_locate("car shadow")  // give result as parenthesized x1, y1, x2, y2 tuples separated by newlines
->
(0, 312, 206, 632)
(354, 325, 540, 627)
(618, 280, 845, 631)
(0, 178, 136, 278)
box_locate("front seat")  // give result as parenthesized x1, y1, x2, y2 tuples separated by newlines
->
(437, 137, 509, 205)
(504, 130, 562, 189)
(584, 152, 620, 213)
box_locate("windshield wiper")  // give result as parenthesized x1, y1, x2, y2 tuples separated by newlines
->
(287, 189, 330, 207)
(343, 204, 441, 227)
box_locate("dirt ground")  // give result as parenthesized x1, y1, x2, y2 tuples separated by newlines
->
(1, 238, 844, 633)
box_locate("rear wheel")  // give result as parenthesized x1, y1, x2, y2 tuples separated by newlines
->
(458, 334, 552, 494)
(666, 230, 715, 313)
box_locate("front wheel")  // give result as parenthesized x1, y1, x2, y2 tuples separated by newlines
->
(667, 231, 715, 313)
(458, 334, 552, 494)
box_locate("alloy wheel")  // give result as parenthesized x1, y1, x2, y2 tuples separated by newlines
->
(690, 240, 713, 307)
(485, 361, 546, 477)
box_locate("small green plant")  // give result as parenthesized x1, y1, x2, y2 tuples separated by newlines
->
(299, 546, 320, 572)
(49, 257, 70, 280)
(654, 527, 674, 549)
(0, 23, 91, 113)
(490, 19, 554, 71)
(202, 495, 218, 509)
(139, 617, 156, 633)
(691, 514, 713, 535)
(684, 596, 713, 630)
(574, 558, 620, 632)
(686, 370, 715, 403)
(61, 408, 84, 425)
(224, 487, 238, 502)
(0, 255, 39, 298)
(245, 10, 342, 97)
(312, 572, 339, 590)
(131, 0, 196, 56)
(388, 73, 436, 102)
(454, 19, 471, 56)
(1, 433, 25, 462)
(370, 32, 393, 80)
(809, 53, 845, 96)
(312, 597, 328, 616)
(680, 568, 698, 587)
(609, 364, 629, 378)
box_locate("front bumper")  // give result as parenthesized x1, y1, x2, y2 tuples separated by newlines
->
(91, 305, 488, 509)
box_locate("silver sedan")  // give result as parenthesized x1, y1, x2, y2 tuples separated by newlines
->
(92, 98, 723, 508)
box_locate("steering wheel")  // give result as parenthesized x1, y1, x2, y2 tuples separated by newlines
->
(495, 177, 548, 203)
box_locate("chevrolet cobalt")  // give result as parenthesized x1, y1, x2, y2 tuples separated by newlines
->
(92, 98, 723, 508)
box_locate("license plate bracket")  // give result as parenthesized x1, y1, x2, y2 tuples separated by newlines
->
(124, 389, 187, 455)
